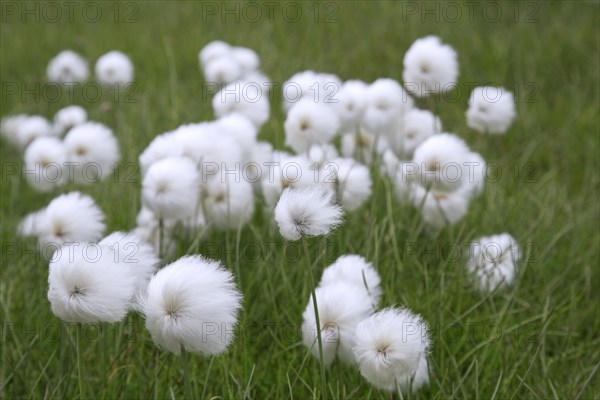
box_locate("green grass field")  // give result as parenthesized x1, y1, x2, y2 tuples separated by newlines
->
(1, 1, 599, 398)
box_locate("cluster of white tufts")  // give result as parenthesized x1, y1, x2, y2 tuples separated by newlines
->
(47, 49, 134, 86)
(467, 233, 521, 291)
(301, 255, 430, 393)
(2, 108, 120, 191)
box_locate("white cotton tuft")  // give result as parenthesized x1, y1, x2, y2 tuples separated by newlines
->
(354, 308, 430, 392)
(138, 131, 185, 176)
(282, 71, 342, 112)
(403, 35, 458, 98)
(36, 192, 106, 253)
(466, 86, 516, 134)
(362, 78, 414, 136)
(47, 242, 136, 324)
(462, 152, 486, 198)
(302, 283, 374, 366)
(340, 129, 389, 165)
(53, 105, 87, 136)
(274, 186, 343, 241)
(95, 51, 134, 86)
(99, 231, 160, 307)
(63, 122, 120, 184)
(308, 143, 339, 168)
(412, 133, 472, 192)
(230, 47, 260, 74)
(333, 80, 369, 133)
(212, 80, 270, 128)
(142, 255, 242, 355)
(142, 156, 200, 220)
(332, 157, 373, 211)
(393, 108, 441, 157)
(203, 54, 243, 84)
(17, 209, 44, 237)
(47, 50, 89, 85)
(410, 185, 471, 228)
(319, 255, 382, 307)
(202, 177, 255, 230)
(1, 114, 29, 146)
(284, 100, 340, 154)
(467, 233, 521, 292)
(199, 40, 232, 68)
(260, 154, 318, 208)
(24, 136, 68, 192)
(14, 115, 54, 150)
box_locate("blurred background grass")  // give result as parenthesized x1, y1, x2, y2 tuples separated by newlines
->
(1, 1, 599, 398)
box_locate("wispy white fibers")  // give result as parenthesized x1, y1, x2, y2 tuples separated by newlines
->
(462, 151, 487, 198)
(14, 115, 54, 150)
(99, 231, 160, 307)
(302, 282, 374, 366)
(282, 70, 342, 113)
(95, 51, 134, 86)
(341, 129, 389, 165)
(1, 114, 29, 146)
(412, 133, 472, 192)
(35, 192, 106, 253)
(466, 86, 516, 134)
(212, 80, 270, 128)
(393, 108, 441, 157)
(133, 207, 177, 257)
(403, 35, 458, 98)
(63, 122, 120, 184)
(143, 255, 242, 355)
(284, 99, 340, 154)
(17, 209, 44, 237)
(467, 233, 521, 291)
(48, 242, 137, 323)
(203, 54, 243, 84)
(354, 308, 430, 393)
(319, 255, 382, 307)
(230, 47, 260, 75)
(410, 185, 471, 229)
(53, 105, 87, 136)
(274, 186, 343, 241)
(199, 40, 232, 69)
(138, 131, 185, 176)
(142, 156, 200, 220)
(333, 80, 368, 134)
(362, 78, 414, 136)
(331, 157, 373, 211)
(47, 50, 89, 85)
(24, 137, 68, 192)
(202, 177, 255, 230)
(308, 143, 339, 169)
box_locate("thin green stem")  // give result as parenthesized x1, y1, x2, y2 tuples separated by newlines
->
(180, 344, 194, 399)
(302, 240, 327, 399)
(76, 324, 84, 400)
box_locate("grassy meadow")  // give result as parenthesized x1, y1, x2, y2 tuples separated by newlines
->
(1, 1, 599, 398)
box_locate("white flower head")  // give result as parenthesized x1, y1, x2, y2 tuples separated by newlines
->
(302, 282, 374, 366)
(199, 40, 232, 68)
(143, 255, 242, 355)
(15, 115, 53, 150)
(260, 154, 319, 208)
(395, 108, 441, 157)
(53, 105, 87, 136)
(274, 186, 343, 241)
(17, 209, 44, 237)
(412, 133, 472, 192)
(403, 35, 458, 97)
(466, 86, 516, 134)
(138, 131, 185, 176)
(64, 122, 120, 184)
(410, 185, 471, 228)
(308, 143, 339, 169)
(331, 157, 373, 211)
(47, 50, 89, 85)
(1, 114, 29, 146)
(462, 151, 486, 198)
(319, 255, 382, 307)
(231, 46, 260, 75)
(354, 308, 430, 392)
(202, 176, 255, 230)
(282, 71, 342, 112)
(48, 242, 138, 324)
(333, 80, 369, 133)
(204, 54, 243, 84)
(284, 100, 340, 154)
(362, 78, 414, 136)
(212, 81, 270, 128)
(99, 231, 160, 307)
(36, 192, 106, 253)
(95, 51, 134, 86)
(467, 233, 521, 291)
(142, 156, 200, 220)
(24, 136, 68, 192)
(340, 129, 389, 165)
